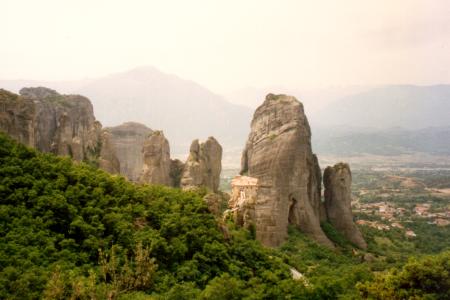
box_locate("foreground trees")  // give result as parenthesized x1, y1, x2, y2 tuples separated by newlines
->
(0, 133, 300, 299)
(358, 251, 450, 300)
(1, 132, 449, 299)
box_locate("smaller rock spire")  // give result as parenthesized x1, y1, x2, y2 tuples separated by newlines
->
(180, 137, 222, 192)
(324, 162, 367, 249)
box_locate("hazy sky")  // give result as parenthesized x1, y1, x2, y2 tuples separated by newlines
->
(2, 0, 449, 93)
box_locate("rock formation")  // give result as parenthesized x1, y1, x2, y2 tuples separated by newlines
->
(324, 163, 367, 249)
(98, 130, 121, 174)
(138, 133, 223, 191)
(180, 137, 222, 192)
(239, 93, 333, 247)
(0, 89, 35, 146)
(232, 93, 366, 249)
(1, 87, 223, 191)
(139, 131, 173, 186)
(105, 122, 153, 181)
(0, 87, 119, 173)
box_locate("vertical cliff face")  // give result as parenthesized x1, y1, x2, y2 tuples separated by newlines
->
(324, 163, 367, 249)
(139, 131, 173, 186)
(0, 87, 119, 173)
(241, 94, 333, 247)
(105, 122, 153, 181)
(20, 87, 100, 160)
(181, 137, 222, 192)
(0, 89, 35, 146)
(98, 130, 121, 174)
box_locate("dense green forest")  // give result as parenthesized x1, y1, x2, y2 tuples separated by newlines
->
(0, 133, 314, 299)
(0, 132, 449, 299)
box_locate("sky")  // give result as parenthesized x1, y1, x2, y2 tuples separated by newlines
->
(1, 0, 449, 93)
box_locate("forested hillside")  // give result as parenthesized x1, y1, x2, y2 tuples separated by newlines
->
(1, 132, 449, 299)
(0, 133, 316, 299)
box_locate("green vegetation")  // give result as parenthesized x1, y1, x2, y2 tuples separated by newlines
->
(0, 133, 302, 299)
(1, 132, 449, 299)
(279, 226, 373, 299)
(358, 250, 450, 300)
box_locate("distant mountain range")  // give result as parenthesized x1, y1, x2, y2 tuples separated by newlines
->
(310, 85, 450, 129)
(312, 126, 450, 156)
(1, 70, 450, 160)
(0, 67, 252, 157)
(310, 85, 450, 156)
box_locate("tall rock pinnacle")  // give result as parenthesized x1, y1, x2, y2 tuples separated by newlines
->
(240, 94, 334, 247)
(139, 131, 173, 186)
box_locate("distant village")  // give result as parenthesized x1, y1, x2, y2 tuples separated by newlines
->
(353, 198, 450, 238)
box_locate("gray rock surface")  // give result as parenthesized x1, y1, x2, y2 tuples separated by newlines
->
(181, 137, 222, 192)
(0, 89, 35, 146)
(139, 131, 173, 186)
(105, 122, 153, 181)
(0, 87, 119, 173)
(240, 93, 334, 247)
(98, 130, 121, 174)
(324, 163, 367, 249)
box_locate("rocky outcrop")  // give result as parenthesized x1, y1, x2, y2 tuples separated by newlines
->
(139, 131, 173, 186)
(233, 93, 366, 248)
(324, 163, 367, 249)
(105, 122, 153, 181)
(98, 130, 120, 174)
(180, 137, 222, 192)
(0, 89, 35, 146)
(138, 133, 223, 191)
(0, 87, 119, 173)
(240, 93, 333, 247)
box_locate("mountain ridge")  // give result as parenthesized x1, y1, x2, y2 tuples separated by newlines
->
(311, 84, 450, 129)
(0, 67, 253, 158)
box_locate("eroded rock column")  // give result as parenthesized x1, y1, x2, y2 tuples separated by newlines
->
(139, 131, 173, 186)
(241, 93, 333, 247)
(181, 137, 222, 192)
(324, 163, 367, 249)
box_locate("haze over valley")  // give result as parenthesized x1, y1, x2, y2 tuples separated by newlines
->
(2, 71, 450, 168)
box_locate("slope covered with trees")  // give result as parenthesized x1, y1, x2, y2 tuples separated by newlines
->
(358, 251, 450, 300)
(1, 132, 449, 299)
(0, 132, 310, 299)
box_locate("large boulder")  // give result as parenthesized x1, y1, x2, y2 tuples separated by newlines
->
(139, 131, 173, 186)
(180, 137, 222, 192)
(0, 87, 119, 173)
(240, 94, 333, 247)
(105, 122, 153, 181)
(324, 163, 367, 249)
